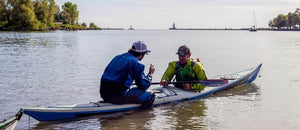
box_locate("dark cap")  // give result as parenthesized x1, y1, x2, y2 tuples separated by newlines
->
(176, 45, 190, 56)
(130, 41, 151, 53)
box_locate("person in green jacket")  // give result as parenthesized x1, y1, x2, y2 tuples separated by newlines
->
(160, 45, 207, 91)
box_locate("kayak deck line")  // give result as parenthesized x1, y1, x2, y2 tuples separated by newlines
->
(22, 63, 262, 122)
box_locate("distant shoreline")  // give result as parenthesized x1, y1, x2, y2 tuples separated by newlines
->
(1, 28, 300, 32)
(169, 28, 300, 31)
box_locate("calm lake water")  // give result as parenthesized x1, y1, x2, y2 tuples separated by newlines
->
(1, 30, 300, 129)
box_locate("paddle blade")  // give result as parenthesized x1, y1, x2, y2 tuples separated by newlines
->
(199, 79, 228, 87)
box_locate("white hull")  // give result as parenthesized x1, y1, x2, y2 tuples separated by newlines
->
(23, 64, 262, 121)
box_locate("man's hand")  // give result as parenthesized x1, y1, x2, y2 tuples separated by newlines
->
(160, 79, 168, 87)
(149, 64, 155, 75)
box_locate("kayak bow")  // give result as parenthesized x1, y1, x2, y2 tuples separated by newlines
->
(0, 109, 23, 130)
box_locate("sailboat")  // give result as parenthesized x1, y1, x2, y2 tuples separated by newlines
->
(249, 11, 257, 32)
(249, 25, 257, 32)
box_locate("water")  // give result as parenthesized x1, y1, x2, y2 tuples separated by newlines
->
(0, 30, 300, 129)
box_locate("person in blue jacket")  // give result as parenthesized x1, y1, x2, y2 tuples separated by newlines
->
(100, 41, 155, 108)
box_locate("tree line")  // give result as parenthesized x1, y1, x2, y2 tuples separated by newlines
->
(0, 0, 100, 31)
(269, 8, 300, 29)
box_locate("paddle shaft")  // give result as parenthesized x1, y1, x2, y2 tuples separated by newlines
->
(132, 79, 228, 87)
(150, 81, 207, 85)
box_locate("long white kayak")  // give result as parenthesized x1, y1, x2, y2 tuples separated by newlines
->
(23, 63, 262, 121)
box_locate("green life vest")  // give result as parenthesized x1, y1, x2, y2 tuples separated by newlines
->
(174, 61, 197, 88)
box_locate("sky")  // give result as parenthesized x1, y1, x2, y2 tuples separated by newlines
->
(56, 0, 300, 29)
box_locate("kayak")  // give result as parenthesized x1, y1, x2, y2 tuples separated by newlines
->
(23, 63, 262, 121)
(0, 109, 23, 130)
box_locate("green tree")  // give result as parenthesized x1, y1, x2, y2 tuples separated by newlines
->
(291, 13, 299, 29)
(89, 22, 95, 28)
(62, 2, 78, 25)
(287, 12, 293, 29)
(275, 14, 288, 29)
(287, 10, 300, 29)
(54, 4, 63, 22)
(294, 8, 300, 28)
(0, 0, 16, 28)
(33, 0, 57, 28)
(33, 0, 48, 26)
(89, 22, 100, 30)
(81, 22, 86, 27)
(295, 8, 300, 14)
(11, 0, 40, 30)
(0, 0, 6, 27)
(47, 0, 57, 26)
(268, 20, 275, 28)
(269, 14, 288, 29)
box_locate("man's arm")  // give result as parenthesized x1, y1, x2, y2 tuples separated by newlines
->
(134, 63, 155, 91)
(190, 62, 207, 91)
(160, 62, 176, 86)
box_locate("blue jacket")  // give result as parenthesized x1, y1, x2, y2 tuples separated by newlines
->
(101, 52, 152, 91)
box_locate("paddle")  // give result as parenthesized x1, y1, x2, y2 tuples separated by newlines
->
(132, 79, 228, 87)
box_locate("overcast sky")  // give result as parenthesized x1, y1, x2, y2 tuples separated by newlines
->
(56, 0, 300, 29)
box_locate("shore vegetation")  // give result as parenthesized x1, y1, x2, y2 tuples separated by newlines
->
(0, 0, 100, 31)
(269, 8, 300, 30)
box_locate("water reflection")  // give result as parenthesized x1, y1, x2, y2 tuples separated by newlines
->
(0, 32, 31, 44)
(99, 100, 207, 129)
(31, 100, 208, 129)
(0, 31, 78, 48)
(210, 83, 261, 99)
(96, 100, 207, 129)
(155, 100, 207, 129)
(204, 83, 262, 129)
(32, 109, 151, 129)
(98, 109, 155, 129)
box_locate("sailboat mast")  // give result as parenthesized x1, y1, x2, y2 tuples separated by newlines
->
(249, 11, 257, 31)
(253, 11, 257, 27)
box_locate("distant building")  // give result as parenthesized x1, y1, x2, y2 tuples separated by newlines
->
(129, 25, 134, 30)
(169, 23, 176, 30)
